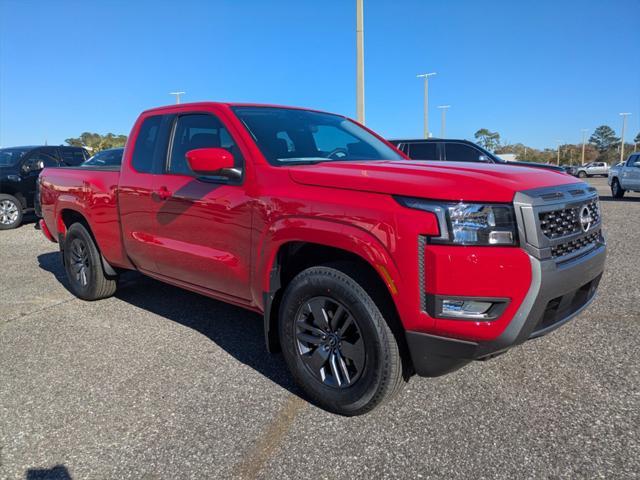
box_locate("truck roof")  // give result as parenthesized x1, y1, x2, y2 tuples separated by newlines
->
(140, 101, 345, 118)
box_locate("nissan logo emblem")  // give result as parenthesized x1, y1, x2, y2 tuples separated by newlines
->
(579, 205, 593, 232)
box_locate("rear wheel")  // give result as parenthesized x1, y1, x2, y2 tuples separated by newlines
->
(611, 178, 625, 199)
(0, 194, 23, 230)
(279, 264, 404, 415)
(63, 223, 117, 300)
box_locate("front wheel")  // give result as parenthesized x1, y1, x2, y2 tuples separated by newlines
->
(611, 179, 625, 199)
(0, 194, 23, 230)
(279, 265, 404, 415)
(63, 223, 117, 300)
(577, 171, 587, 178)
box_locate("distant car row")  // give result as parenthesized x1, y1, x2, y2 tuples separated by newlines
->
(0, 145, 123, 229)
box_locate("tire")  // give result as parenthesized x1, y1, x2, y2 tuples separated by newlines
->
(611, 178, 625, 199)
(63, 223, 117, 300)
(577, 171, 587, 178)
(278, 264, 404, 416)
(0, 194, 23, 230)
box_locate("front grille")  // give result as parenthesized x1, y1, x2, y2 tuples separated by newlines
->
(551, 230, 600, 258)
(539, 199, 600, 239)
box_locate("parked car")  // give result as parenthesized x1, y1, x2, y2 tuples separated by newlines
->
(575, 161, 609, 178)
(608, 153, 640, 198)
(388, 138, 565, 173)
(81, 147, 125, 167)
(0, 145, 88, 229)
(561, 165, 579, 176)
(38, 102, 605, 415)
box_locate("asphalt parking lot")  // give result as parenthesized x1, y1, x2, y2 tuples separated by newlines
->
(1, 177, 638, 479)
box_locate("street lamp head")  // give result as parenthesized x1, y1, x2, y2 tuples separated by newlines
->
(170, 91, 186, 96)
(619, 112, 632, 116)
(437, 105, 451, 109)
(416, 72, 437, 78)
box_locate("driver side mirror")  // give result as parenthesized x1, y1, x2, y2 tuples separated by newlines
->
(478, 155, 490, 162)
(634, 161, 640, 168)
(186, 148, 241, 179)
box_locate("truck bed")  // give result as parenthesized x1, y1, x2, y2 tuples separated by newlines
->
(39, 166, 127, 266)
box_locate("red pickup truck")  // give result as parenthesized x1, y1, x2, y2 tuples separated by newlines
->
(39, 102, 606, 415)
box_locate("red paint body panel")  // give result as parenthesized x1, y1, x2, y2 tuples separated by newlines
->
(39, 101, 581, 344)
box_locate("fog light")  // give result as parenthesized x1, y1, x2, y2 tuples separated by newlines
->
(441, 299, 493, 319)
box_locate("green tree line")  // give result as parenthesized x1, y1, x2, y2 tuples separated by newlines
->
(65, 132, 127, 153)
(474, 127, 640, 165)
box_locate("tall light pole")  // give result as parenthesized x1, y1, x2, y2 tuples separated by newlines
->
(556, 140, 563, 165)
(437, 105, 450, 137)
(356, 0, 365, 124)
(417, 73, 436, 138)
(581, 128, 589, 165)
(170, 91, 185, 104)
(619, 112, 631, 162)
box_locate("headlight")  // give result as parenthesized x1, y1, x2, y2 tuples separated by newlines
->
(396, 197, 517, 246)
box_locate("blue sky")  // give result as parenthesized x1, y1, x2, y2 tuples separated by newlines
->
(1, 0, 638, 149)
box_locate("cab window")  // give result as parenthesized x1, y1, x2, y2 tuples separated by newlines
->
(444, 143, 483, 162)
(168, 113, 242, 176)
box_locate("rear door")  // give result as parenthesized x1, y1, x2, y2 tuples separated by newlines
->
(150, 110, 253, 301)
(118, 114, 174, 273)
(58, 148, 88, 166)
(407, 141, 440, 160)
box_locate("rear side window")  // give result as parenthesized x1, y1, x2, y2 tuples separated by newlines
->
(59, 149, 87, 166)
(408, 142, 438, 160)
(132, 115, 163, 173)
(444, 143, 482, 162)
(168, 113, 242, 175)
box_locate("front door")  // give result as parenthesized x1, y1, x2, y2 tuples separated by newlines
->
(626, 155, 640, 190)
(151, 112, 253, 301)
(20, 150, 58, 208)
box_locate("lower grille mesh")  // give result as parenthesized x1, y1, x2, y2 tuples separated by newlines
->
(551, 231, 600, 258)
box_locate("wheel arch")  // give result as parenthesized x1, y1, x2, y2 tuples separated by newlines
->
(261, 234, 410, 373)
(58, 208, 118, 276)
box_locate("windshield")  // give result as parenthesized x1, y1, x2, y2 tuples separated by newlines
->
(82, 148, 124, 167)
(232, 107, 403, 165)
(0, 148, 30, 167)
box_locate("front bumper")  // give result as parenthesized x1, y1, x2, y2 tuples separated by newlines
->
(406, 241, 606, 376)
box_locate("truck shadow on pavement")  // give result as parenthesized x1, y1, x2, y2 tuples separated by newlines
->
(26, 464, 72, 479)
(598, 195, 640, 203)
(36, 252, 302, 399)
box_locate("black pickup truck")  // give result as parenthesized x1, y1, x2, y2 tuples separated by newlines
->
(0, 145, 88, 229)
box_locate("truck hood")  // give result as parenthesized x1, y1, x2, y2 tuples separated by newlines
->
(288, 160, 579, 203)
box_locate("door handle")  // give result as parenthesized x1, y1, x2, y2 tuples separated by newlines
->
(153, 186, 172, 201)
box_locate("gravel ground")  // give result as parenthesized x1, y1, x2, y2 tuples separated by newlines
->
(1, 178, 638, 479)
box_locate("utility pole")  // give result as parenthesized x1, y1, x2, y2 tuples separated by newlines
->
(581, 128, 588, 165)
(437, 105, 450, 137)
(619, 113, 631, 162)
(356, 0, 365, 124)
(556, 140, 562, 165)
(417, 73, 436, 138)
(170, 91, 185, 104)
